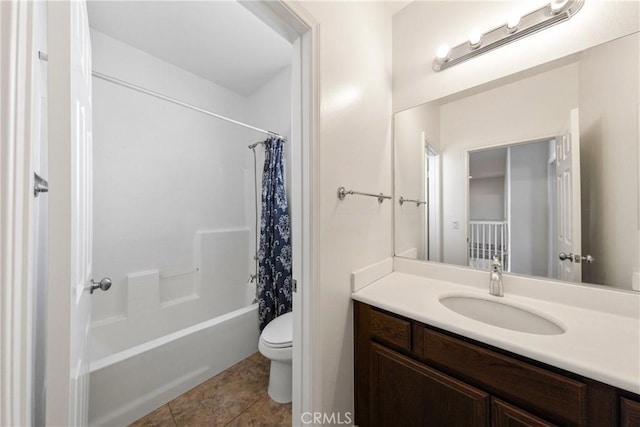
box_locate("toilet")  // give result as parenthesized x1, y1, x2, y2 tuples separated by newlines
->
(258, 311, 293, 403)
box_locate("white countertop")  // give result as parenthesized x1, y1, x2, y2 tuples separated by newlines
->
(352, 270, 640, 394)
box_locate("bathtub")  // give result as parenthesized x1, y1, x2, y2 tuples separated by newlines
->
(88, 303, 260, 427)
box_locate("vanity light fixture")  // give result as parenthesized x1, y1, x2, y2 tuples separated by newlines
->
(506, 13, 521, 33)
(468, 28, 483, 49)
(436, 44, 451, 62)
(550, 0, 570, 14)
(432, 0, 584, 72)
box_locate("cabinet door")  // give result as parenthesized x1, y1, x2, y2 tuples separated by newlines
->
(621, 398, 640, 427)
(492, 398, 556, 427)
(370, 343, 489, 427)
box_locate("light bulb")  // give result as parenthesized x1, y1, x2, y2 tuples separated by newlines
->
(468, 28, 482, 48)
(436, 44, 451, 60)
(550, 0, 569, 14)
(506, 13, 520, 32)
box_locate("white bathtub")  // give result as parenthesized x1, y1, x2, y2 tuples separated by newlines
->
(88, 303, 260, 427)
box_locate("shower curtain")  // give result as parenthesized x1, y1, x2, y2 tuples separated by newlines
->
(257, 137, 292, 330)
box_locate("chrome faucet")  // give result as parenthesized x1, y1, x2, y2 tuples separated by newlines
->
(489, 257, 503, 297)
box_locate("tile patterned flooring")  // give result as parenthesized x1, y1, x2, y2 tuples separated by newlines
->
(129, 353, 292, 427)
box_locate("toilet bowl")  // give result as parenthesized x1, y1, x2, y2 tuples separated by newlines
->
(258, 311, 293, 403)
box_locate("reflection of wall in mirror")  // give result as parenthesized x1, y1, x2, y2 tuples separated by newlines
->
(578, 33, 639, 288)
(469, 177, 504, 221)
(394, 103, 440, 259)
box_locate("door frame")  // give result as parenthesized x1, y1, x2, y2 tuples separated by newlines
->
(269, 2, 321, 421)
(236, 1, 321, 421)
(0, 1, 39, 426)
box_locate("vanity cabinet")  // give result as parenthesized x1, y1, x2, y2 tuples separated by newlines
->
(354, 301, 640, 427)
(371, 342, 489, 426)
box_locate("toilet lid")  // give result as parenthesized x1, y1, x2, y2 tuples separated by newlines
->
(261, 312, 293, 347)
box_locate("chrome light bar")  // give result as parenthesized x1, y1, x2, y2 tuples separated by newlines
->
(432, 0, 585, 72)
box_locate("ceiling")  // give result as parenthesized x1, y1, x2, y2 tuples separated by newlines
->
(87, 1, 292, 97)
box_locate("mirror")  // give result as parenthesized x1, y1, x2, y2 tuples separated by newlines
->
(394, 32, 639, 290)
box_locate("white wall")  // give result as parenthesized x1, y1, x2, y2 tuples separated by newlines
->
(469, 177, 504, 221)
(245, 65, 293, 277)
(392, 0, 639, 112)
(297, 1, 397, 417)
(394, 102, 440, 258)
(579, 33, 639, 288)
(248, 66, 292, 140)
(509, 141, 549, 277)
(90, 29, 291, 356)
(439, 63, 578, 266)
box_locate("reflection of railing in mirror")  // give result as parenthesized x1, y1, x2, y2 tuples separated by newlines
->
(468, 221, 509, 271)
(399, 196, 426, 206)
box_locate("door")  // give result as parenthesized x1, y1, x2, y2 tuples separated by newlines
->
(423, 137, 430, 260)
(47, 1, 93, 425)
(621, 397, 640, 427)
(553, 108, 581, 282)
(424, 138, 440, 262)
(370, 343, 489, 427)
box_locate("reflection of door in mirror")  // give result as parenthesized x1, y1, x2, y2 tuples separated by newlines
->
(554, 108, 582, 282)
(425, 141, 440, 262)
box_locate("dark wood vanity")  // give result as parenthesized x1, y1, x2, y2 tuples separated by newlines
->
(354, 301, 640, 426)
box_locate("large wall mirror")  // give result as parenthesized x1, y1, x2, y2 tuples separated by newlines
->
(394, 32, 639, 290)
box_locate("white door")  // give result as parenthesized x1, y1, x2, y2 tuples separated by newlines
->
(424, 140, 440, 262)
(47, 1, 94, 425)
(554, 108, 582, 282)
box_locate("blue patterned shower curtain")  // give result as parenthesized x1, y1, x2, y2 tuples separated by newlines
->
(257, 137, 292, 330)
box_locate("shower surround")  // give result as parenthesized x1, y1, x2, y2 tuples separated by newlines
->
(89, 29, 291, 426)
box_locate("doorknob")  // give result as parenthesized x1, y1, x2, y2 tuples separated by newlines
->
(558, 252, 572, 261)
(90, 277, 112, 294)
(558, 253, 595, 263)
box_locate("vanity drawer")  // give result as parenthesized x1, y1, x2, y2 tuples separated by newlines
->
(492, 398, 556, 427)
(423, 328, 587, 426)
(491, 398, 556, 427)
(370, 309, 412, 351)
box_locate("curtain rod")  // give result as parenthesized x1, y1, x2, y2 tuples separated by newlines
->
(38, 51, 286, 141)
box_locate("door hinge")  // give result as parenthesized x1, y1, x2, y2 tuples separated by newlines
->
(34, 173, 48, 197)
(293, 279, 298, 293)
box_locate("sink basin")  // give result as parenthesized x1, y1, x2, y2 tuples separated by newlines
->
(439, 295, 565, 335)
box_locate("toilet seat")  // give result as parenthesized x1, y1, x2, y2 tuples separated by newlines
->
(260, 312, 293, 348)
